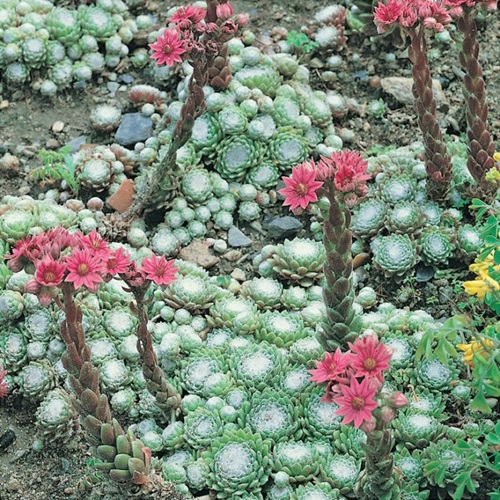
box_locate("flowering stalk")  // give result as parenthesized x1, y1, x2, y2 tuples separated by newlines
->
(279, 151, 369, 350)
(374, 1, 454, 202)
(127, 284, 181, 423)
(310, 334, 408, 499)
(5, 228, 178, 487)
(127, 1, 247, 216)
(452, 1, 499, 197)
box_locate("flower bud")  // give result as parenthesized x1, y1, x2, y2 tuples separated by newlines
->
(25, 278, 41, 294)
(380, 406, 396, 424)
(389, 391, 408, 409)
(216, 2, 233, 19)
(360, 417, 376, 434)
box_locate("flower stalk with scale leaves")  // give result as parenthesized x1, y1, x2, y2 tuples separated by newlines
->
(280, 151, 369, 350)
(6, 228, 178, 488)
(445, 0, 499, 198)
(374, 0, 454, 201)
(127, 1, 247, 216)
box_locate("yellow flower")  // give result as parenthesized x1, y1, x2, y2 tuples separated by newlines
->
(457, 339, 494, 367)
(469, 253, 494, 276)
(494, 152, 500, 162)
(463, 276, 500, 299)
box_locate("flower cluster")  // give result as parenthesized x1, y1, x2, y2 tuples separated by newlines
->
(463, 252, 500, 300)
(6, 228, 177, 305)
(149, 1, 248, 67)
(457, 338, 495, 368)
(374, 0, 453, 33)
(309, 333, 407, 431)
(279, 151, 370, 212)
(0, 366, 8, 399)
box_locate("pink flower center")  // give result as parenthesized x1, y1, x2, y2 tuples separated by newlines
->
(107, 258, 116, 268)
(162, 44, 173, 56)
(364, 357, 376, 370)
(351, 396, 365, 410)
(155, 265, 167, 277)
(77, 263, 89, 275)
(295, 183, 308, 195)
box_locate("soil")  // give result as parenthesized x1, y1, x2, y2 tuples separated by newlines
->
(0, 1, 499, 499)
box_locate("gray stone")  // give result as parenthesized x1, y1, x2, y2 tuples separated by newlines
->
(65, 135, 87, 153)
(381, 76, 446, 106)
(267, 216, 303, 240)
(115, 112, 153, 146)
(416, 264, 434, 283)
(228, 226, 252, 247)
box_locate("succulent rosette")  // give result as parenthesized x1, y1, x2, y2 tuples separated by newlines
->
(202, 428, 273, 498)
(272, 440, 320, 482)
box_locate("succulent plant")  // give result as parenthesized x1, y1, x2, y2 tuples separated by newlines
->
(214, 135, 263, 182)
(320, 454, 361, 494)
(208, 296, 259, 335)
(229, 342, 288, 392)
(332, 426, 367, 460)
(202, 428, 273, 498)
(393, 447, 427, 488)
(234, 65, 283, 97)
(385, 202, 424, 234)
(419, 228, 455, 266)
(1, 328, 28, 371)
(270, 238, 326, 287)
(36, 387, 77, 441)
(351, 198, 388, 237)
(292, 482, 340, 500)
(255, 311, 308, 348)
(163, 275, 217, 312)
(288, 336, 324, 367)
(414, 358, 456, 393)
(186, 458, 210, 491)
(273, 440, 320, 482)
(456, 224, 483, 257)
(379, 173, 417, 204)
(0, 209, 35, 242)
(393, 413, 445, 449)
(241, 278, 283, 310)
(371, 234, 418, 278)
(280, 286, 308, 310)
(268, 129, 310, 171)
(239, 388, 301, 442)
(181, 351, 226, 396)
(303, 388, 342, 439)
(18, 361, 57, 400)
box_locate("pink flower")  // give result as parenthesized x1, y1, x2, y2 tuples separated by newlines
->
(80, 229, 111, 258)
(149, 30, 186, 66)
(331, 151, 371, 193)
(65, 248, 104, 290)
(7, 236, 42, 271)
(0, 366, 8, 399)
(349, 334, 392, 379)
(216, 2, 234, 19)
(333, 377, 379, 428)
(170, 5, 206, 28)
(279, 160, 324, 210)
(105, 247, 131, 275)
(35, 255, 66, 287)
(309, 348, 352, 383)
(374, 0, 403, 33)
(140, 254, 178, 286)
(380, 406, 396, 424)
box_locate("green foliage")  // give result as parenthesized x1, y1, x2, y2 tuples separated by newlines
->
(286, 30, 319, 55)
(30, 146, 78, 194)
(428, 422, 500, 500)
(415, 315, 472, 364)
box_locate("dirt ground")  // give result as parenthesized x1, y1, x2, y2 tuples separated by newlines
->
(0, 1, 499, 499)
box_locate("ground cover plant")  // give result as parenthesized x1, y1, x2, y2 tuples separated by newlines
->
(0, 0, 499, 499)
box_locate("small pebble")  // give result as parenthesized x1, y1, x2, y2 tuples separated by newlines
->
(230, 268, 246, 282)
(224, 249, 243, 262)
(0, 100, 9, 109)
(52, 121, 64, 133)
(6, 478, 21, 492)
